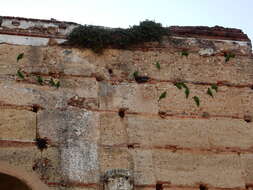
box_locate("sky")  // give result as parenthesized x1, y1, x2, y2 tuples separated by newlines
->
(0, 0, 252, 41)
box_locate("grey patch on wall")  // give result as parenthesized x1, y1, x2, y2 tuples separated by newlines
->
(196, 38, 217, 49)
(103, 169, 133, 190)
(60, 141, 99, 183)
(98, 82, 115, 97)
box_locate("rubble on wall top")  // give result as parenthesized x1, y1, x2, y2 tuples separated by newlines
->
(0, 16, 78, 39)
(169, 25, 250, 41)
(0, 16, 78, 25)
(0, 16, 251, 47)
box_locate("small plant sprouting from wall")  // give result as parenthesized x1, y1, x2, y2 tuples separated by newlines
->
(211, 84, 218, 92)
(15, 53, 61, 88)
(174, 82, 190, 99)
(193, 96, 200, 107)
(207, 84, 218, 97)
(67, 20, 169, 53)
(154, 61, 161, 70)
(207, 88, 213, 97)
(16, 53, 25, 79)
(158, 81, 220, 107)
(49, 78, 60, 88)
(158, 91, 167, 101)
(224, 52, 235, 62)
(17, 69, 25, 79)
(181, 50, 189, 57)
(36, 76, 43, 85)
(16, 53, 24, 62)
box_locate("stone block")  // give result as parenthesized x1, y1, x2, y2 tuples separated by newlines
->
(0, 44, 31, 75)
(60, 78, 98, 98)
(0, 81, 70, 109)
(100, 49, 253, 86)
(240, 153, 253, 184)
(99, 147, 132, 174)
(157, 83, 253, 117)
(99, 113, 128, 145)
(153, 150, 244, 188)
(38, 109, 99, 144)
(0, 109, 36, 141)
(0, 146, 62, 182)
(126, 116, 253, 149)
(129, 149, 156, 185)
(99, 82, 158, 114)
(60, 141, 99, 183)
(0, 78, 98, 109)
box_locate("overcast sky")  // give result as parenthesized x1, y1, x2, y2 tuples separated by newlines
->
(1, 0, 252, 41)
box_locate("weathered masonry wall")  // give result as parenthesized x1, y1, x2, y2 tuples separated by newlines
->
(0, 16, 253, 190)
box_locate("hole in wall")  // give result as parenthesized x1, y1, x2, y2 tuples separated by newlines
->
(199, 184, 208, 190)
(156, 183, 163, 190)
(158, 111, 166, 119)
(244, 115, 252, 123)
(32, 104, 40, 113)
(245, 184, 253, 190)
(127, 144, 134, 149)
(0, 173, 31, 190)
(118, 108, 126, 118)
(108, 68, 113, 75)
(35, 137, 48, 151)
(95, 75, 104, 82)
(11, 20, 20, 26)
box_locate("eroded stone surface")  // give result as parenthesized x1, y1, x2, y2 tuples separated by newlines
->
(0, 109, 36, 141)
(153, 151, 244, 188)
(38, 109, 99, 144)
(103, 169, 133, 190)
(0, 18, 252, 190)
(99, 82, 158, 114)
(60, 141, 99, 183)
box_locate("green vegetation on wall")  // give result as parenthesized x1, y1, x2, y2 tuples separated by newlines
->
(67, 20, 169, 53)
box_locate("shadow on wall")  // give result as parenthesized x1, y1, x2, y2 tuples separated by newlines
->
(0, 173, 31, 190)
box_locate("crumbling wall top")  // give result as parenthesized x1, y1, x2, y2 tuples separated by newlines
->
(169, 25, 250, 41)
(0, 16, 78, 38)
(0, 16, 251, 48)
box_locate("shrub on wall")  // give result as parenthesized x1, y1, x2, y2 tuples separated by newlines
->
(67, 20, 169, 53)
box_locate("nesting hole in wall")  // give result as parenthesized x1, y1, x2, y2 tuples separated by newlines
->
(35, 137, 48, 152)
(244, 115, 252, 123)
(127, 144, 134, 149)
(156, 183, 163, 190)
(94, 75, 104, 82)
(108, 68, 113, 75)
(32, 104, 40, 113)
(199, 184, 208, 190)
(11, 20, 20, 26)
(134, 75, 150, 84)
(118, 108, 126, 118)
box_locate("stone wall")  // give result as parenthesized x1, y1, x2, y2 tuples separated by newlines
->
(0, 16, 253, 190)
